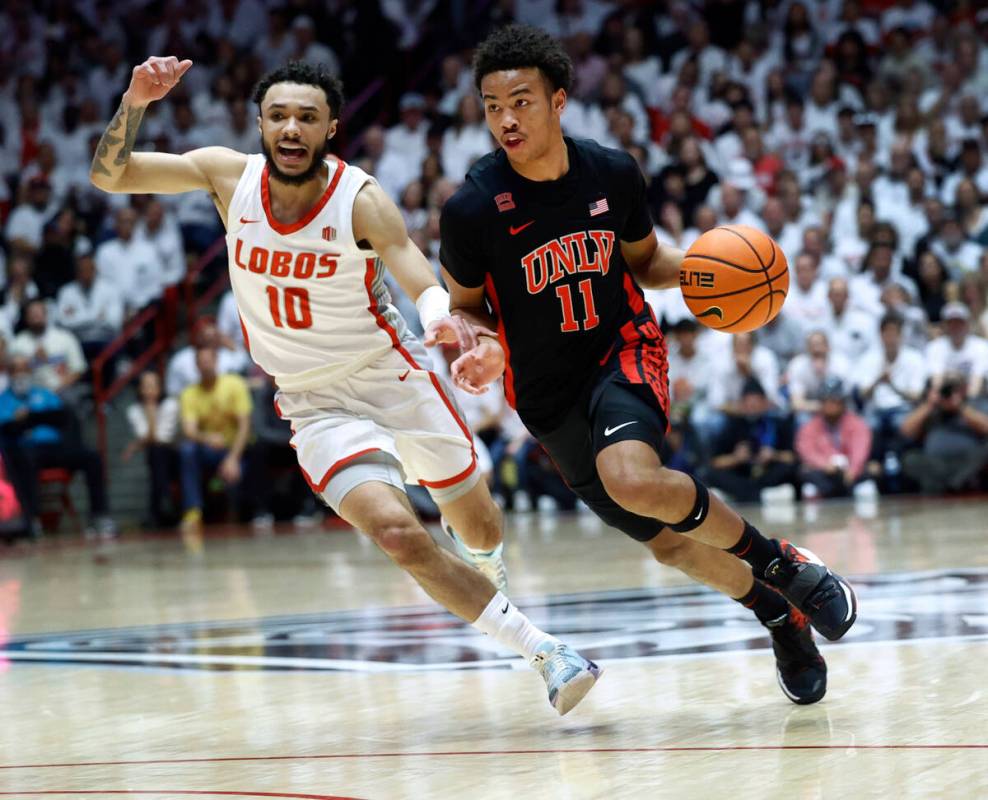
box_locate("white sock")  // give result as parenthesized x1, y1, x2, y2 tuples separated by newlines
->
(472, 591, 558, 661)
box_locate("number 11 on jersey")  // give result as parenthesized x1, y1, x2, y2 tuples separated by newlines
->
(555, 278, 599, 332)
(266, 286, 313, 329)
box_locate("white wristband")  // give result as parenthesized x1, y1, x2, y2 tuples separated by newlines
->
(416, 285, 451, 330)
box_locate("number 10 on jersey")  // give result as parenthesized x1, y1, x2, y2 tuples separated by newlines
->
(266, 286, 313, 329)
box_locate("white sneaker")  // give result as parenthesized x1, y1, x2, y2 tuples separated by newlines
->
(531, 640, 602, 716)
(852, 479, 878, 500)
(251, 513, 275, 530)
(442, 519, 508, 593)
(801, 483, 820, 501)
(760, 484, 796, 505)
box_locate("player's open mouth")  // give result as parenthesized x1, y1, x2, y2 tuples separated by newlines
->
(502, 135, 524, 150)
(277, 142, 307, 164)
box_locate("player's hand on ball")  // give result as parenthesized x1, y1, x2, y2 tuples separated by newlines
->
(125, 56, 193, 105)
(451, 338, 506, 395)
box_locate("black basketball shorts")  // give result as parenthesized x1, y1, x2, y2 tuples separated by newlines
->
(527, 312, 671, 542)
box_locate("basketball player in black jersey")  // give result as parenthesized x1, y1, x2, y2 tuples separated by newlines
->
(438, 25, 858, 705)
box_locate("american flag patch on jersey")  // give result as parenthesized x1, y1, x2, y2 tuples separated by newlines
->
(495, 192, 515, 212)
(322, 225, 336, 241)
(589, 198, 609, 217)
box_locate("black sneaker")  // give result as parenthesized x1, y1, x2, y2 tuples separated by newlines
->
(768, 608, 827, 705)
(763, 540, 857, 641)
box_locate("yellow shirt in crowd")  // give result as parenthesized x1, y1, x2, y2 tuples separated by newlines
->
(180, 374, 252, 448)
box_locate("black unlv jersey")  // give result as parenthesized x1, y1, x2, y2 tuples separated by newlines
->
(440, 137, 657, 428)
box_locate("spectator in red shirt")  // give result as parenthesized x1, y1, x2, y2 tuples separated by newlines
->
(795, 377, 875, 500)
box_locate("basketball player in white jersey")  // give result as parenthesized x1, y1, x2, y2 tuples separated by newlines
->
(89, 56, 600, 715)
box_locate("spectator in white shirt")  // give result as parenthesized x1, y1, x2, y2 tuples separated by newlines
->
(804, 70, 839, 139)
(95, 207, 165, 314)
(166, 318, 248, 398)
(378, 94, 430, 199)
(670, 19, 728, 87)
(783, 253, 830, 337)
(800, 226, 847, 280)
(215, 98, 259, 155)
(216, 290, 246, 355)
(136, 199, 186, 289)
(761, 197, 802, 263)
(667, 319, 717, 427)
(5, 176, 57, 255)
(206, 0, 268, 51)
(850, 243, 918, 318)
(55, 252, 123, 363)
(856, 313, 927, 454)
(621, 27, 661, 106)
(786, 330, 852, 417)
(826, 276, 880, 362)
(768, 95, 813, 173)
(289, 15, 341, 74)
(441, 93, 491, 183)
(925, 302, 988, 399)
(9, 298, 86, 394)
(929, 214, 984, 280)
(714, 180, 763, 231)
(123, 370, 180, 527)
(941, 139, 988, 205)
(707, 331, 782, 413)
(254, 6, 296, 71)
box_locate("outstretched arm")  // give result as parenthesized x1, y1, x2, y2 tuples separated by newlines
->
(352, 182, 488, 352)
(90, 56, 244, 199)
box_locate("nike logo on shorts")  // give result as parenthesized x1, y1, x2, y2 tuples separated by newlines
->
(399, 370, 410, 381)
(603, 421, 636, 437)
(509, 220, 535, 235)
(501, 601, 510, 614)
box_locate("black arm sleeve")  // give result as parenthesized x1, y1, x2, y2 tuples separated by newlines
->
(439, 191, 488, 289)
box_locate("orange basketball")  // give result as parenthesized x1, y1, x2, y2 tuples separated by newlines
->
(680, 225, 789, 333)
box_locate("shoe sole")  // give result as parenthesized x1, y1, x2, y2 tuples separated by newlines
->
(792, 546, 858, 642)
(552, 664, 603, 716)
(776, 667, 827, 705)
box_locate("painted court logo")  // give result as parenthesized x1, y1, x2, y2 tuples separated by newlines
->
(2, 569, 985, 673)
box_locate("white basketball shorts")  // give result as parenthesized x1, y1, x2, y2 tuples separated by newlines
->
(273, 335, 479, 511)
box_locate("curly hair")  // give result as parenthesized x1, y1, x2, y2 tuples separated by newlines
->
(472, 24, 573, 94)
(252, 61, 345, 119)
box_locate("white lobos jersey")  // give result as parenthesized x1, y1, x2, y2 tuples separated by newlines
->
(225, 154, 409, 390)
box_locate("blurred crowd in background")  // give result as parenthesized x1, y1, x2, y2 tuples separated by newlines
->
(2, 0, 988, 537)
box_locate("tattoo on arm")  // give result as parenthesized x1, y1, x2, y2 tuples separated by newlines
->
(114, 105, 145, 166)
(90, 101, 145, 177)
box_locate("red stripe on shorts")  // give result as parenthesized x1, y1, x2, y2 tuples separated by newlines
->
(301, 447, 382, 494)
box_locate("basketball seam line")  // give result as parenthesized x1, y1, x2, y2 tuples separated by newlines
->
(716, 226, 780, 325)
(708, 290, 787, 330)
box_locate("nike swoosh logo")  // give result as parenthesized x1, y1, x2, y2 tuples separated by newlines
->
(693, 507, 703, 520)
(509, 220, 535, 235)
(696, 307, 724, 320)
(604, 421, 637, 437)
(240, 217, 260, 224)
(501, 601, 510, 614)
(398, 370, 410, 381)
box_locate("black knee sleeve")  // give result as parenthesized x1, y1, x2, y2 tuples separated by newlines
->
(667, 474, 710, 533)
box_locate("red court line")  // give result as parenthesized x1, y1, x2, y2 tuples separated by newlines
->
(0, 792, 361, 800)
(2, 744, 985, 771)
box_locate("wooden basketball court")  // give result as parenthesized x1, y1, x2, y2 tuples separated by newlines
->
(1, 497, 986, 799)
